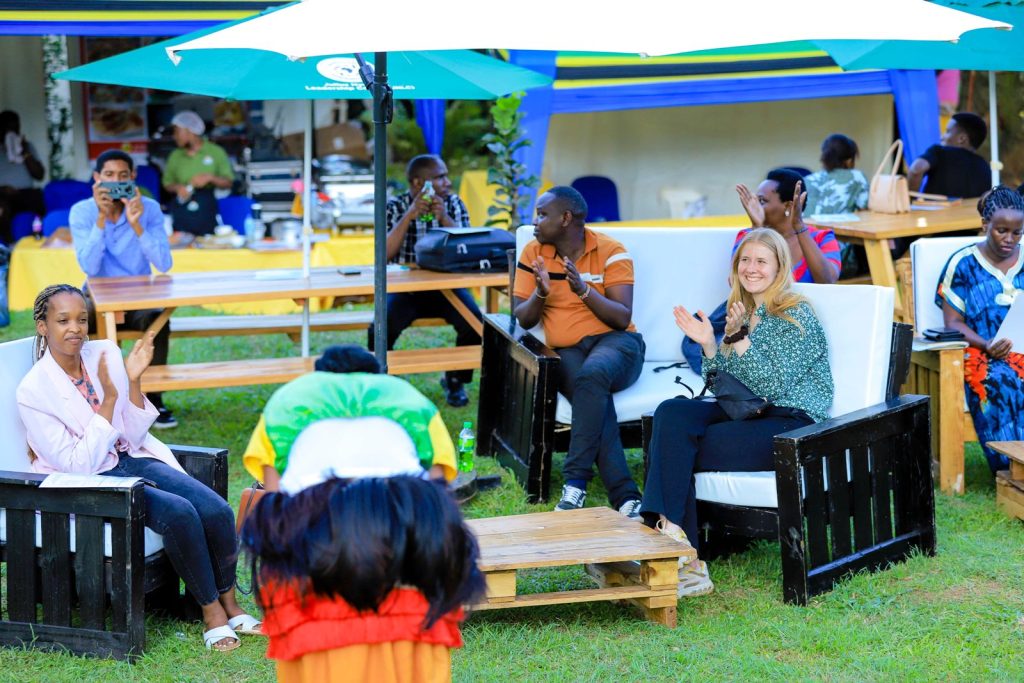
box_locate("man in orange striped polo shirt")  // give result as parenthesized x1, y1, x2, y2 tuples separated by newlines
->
(513, 186, 645, 518)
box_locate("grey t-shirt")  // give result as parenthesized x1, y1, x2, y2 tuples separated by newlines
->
(0, 140, 38, 189)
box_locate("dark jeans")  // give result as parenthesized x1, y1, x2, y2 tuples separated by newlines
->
(641, 399, 812, 553)
(557, 330, 645, 508)
(84, 288, 170, 411)
(368, 288, 482, 384)
(100, 453, 237, 606)
(0, 187, 44, 245)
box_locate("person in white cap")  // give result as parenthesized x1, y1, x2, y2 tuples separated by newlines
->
(240, 423, 485, 681)
(162, 110, 234, 236)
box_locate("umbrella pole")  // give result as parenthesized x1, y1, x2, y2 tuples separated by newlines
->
(372, 52, 390, 372)
(301, 100, 313, 357)
(988, 70, 1000, 188)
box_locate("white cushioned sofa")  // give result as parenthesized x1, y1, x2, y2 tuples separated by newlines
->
(478, 226, 935, 603)
(0, 336, 228, 660)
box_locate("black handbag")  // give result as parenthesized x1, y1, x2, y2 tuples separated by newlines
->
(675, 368, 771, 421)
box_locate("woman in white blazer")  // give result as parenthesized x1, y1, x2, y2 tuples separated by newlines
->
(16, 284, 259, 652)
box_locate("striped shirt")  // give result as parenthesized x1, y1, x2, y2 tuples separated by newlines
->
(732, 226, 841, 283)
(386, 191, 471, 264)
(513, 228, 637, 348)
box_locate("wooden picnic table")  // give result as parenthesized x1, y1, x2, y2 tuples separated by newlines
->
(86, 265, 507, 391)
(813, 203, 981, 317)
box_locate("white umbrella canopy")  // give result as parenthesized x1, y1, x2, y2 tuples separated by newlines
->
(167, 0, 1009, 61)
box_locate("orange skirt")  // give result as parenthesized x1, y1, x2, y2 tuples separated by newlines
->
(275, 640, 451, 683)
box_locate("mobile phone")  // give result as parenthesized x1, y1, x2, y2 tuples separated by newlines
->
(100, 181, 136, 200)
(338, 267, 361, 276)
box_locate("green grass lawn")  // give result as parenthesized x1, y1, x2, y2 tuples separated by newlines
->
(1, 308, 1022, 682)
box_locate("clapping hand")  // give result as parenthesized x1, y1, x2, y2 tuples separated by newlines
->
(124, 331, 156, 382)
(736, 184, 765, 227)
(563, 257, 586, 296)
(532, 257, 551, 299)
(97, 353, 118, 405)
(987, 337, 1012, 360)
(724, 301, 747, 336)
(785, 180, 808, 234)
(673, 305, 715, 347)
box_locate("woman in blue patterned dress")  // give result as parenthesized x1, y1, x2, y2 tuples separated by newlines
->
(937, 186, 1024, 474)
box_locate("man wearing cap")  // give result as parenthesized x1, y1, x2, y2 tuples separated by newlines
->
(162, 110, 234, 236)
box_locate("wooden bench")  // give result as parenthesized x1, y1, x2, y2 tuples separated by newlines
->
(139, 346, 483, 392)
(118, 311, 446, 343)
(465, 507, 695, 627)
(989, 442, 1024, 522)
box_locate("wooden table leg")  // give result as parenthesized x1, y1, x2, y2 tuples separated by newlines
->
(102, 312, 119, 344)
(441, 289, 484, 336)
(145, 307, 177, 337)
(482, 570, 516, 604)
(636, 558, 679, 627)
(938, 348, 966, 495)
(861, 238, 904, 318)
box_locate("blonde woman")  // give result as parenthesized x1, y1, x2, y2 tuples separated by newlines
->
(641, 229, 834, 597)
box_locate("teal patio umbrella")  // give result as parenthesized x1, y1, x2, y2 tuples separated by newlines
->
(815, 0, 1022, 185)
(56, 26, 551, 362)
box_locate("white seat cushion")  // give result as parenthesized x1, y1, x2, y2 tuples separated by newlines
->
(0, 509, 165, 557)
(695, 471, 778, 508)
(555, 361, 702, 425)
(911, 236, 980, 335)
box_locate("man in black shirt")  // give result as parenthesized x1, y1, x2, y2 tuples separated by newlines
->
(908, 112, 991, 199)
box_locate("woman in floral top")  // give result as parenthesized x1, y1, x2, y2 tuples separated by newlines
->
(642, 228, 834, 597)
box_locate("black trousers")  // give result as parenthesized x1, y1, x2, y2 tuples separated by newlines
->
(557, 330, 645, 508)
(368, 288, 482, 384)
(84, 289, 170, 410)
(641, 399, 812, 552)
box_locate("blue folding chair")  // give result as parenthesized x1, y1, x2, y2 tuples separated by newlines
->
(570, 175, 620, 223)
(10, 211, 38, 242)
(42, 209, 70, 236)
(43, 179, 92, 213)
(135, 165, 162, 200)
(217, 195, 254, 234)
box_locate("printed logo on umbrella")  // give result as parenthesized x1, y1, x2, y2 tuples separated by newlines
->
(316, 58, 362, 83)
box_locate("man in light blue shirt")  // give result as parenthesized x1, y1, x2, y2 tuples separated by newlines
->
(70, 150, 178, 428)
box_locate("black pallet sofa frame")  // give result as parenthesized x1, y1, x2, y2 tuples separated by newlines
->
(0, 445, 227, 660)
(478, 314, 936, 603)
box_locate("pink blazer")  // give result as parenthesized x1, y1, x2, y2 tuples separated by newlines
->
(16, 339, 184, 475)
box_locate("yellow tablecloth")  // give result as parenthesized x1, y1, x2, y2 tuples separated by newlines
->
(8, 236, 374, 314)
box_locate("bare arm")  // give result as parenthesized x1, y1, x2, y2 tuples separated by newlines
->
(907, 158, 930, 193)
(787, 182, 838, 284)
(513, 256, 551, 329)
(942, 299, 1012, 358)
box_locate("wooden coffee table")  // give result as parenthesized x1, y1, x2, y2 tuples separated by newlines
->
(466, 507, 696, 627)
(988, 442, 1024, 521)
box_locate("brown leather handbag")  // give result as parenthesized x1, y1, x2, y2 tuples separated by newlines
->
(235, 483, 266, 534)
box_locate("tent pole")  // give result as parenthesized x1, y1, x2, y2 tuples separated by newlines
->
(301, 99, 313, 357)
(988, 70, 1000, 188)
(372, 52, 389, 372)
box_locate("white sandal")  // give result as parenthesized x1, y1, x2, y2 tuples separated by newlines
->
(203, 624, 241, 651)
(227, 613, 264, 636)
(677, 560, 714, 598)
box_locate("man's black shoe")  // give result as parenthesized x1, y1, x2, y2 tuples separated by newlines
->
(440, 377, 469, 407)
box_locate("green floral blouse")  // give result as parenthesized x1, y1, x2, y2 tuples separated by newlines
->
(703, 301, 834, 422)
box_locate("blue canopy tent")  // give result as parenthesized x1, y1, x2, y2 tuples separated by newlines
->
(506, 45, 939, 209)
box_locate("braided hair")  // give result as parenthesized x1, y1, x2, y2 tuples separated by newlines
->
(977, 185, 1024, 224)
(31, 284, 86, 362)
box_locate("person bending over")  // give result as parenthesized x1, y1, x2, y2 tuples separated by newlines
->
(244, 344, 457, 491)
(513, 186, 645, 518)
(17, 284, 258, 651)
(642, 229, 834, 597)
(369, 154, 480, 407)
(937, 186, 1024, 474)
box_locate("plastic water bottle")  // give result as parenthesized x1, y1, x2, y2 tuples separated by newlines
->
(420, 180, 435, 223)
(31, 215, 42, 240)
(457, 421, 475, 473)
(246, 202, 266, 244)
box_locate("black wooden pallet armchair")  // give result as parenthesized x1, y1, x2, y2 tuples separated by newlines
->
(0, 336, 228, 660)
(0, 445, 227, 660)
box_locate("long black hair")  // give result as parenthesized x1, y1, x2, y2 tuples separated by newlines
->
(242, 475, 484, 628)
